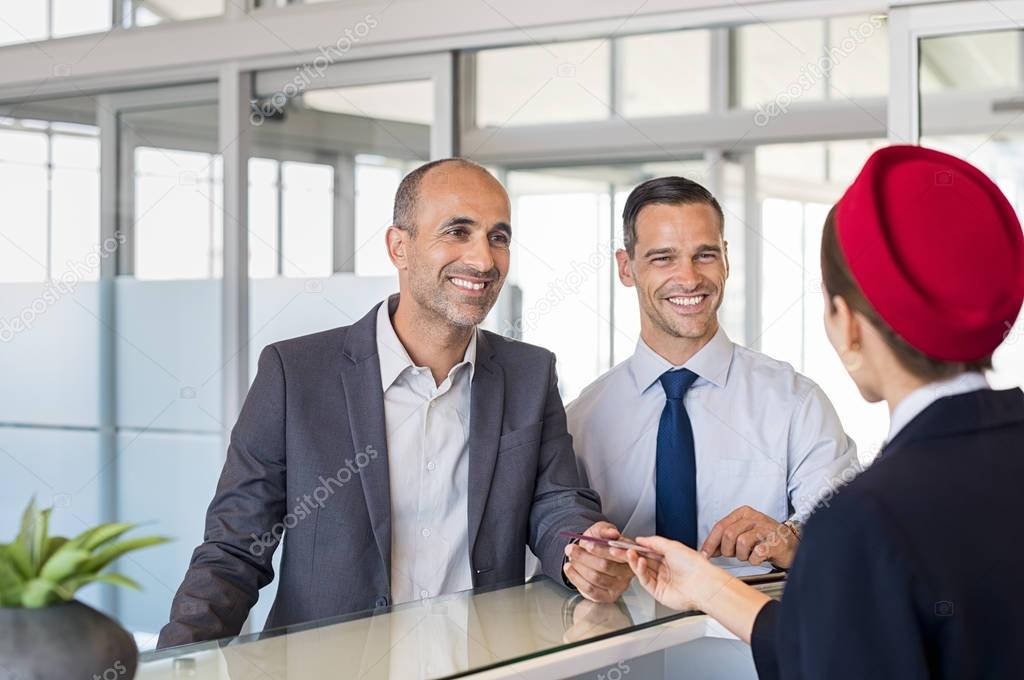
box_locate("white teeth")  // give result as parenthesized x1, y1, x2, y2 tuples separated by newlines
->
(451, 277, 485, 291)
(668, 295, 705, 307)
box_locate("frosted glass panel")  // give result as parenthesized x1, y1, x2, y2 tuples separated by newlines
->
(116, 431, 223, 636)
(0, 282, 100, 427)
(248, 274, 398, 381)
(115, 278, 222, 432)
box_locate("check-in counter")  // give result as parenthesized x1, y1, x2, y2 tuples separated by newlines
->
(139, 576, 783, 679)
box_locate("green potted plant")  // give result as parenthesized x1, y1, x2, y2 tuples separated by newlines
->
(0, 498, 169, 680)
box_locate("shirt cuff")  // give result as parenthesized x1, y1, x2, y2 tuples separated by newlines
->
(750, 599, 782, 680)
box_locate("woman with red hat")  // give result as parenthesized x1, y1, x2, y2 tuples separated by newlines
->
(621, 145, 1024, 679)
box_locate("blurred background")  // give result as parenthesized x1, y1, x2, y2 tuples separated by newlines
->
(1, 0, 1023, 647)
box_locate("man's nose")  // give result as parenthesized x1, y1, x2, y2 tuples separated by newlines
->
(461, 232, 496, 274)
(669, 258, 701, 289)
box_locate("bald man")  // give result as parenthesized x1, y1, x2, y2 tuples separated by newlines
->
(159, 158, 631, 648)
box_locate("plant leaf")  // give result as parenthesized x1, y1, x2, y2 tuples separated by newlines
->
(58, 571, 141, 598)
(69, 522, 136, 552)
(38, 546, 91, 583)
(41, 536, 69, 564)
(16, 497, 38, 568)
(5, 541, 33, 580)
(80, 535, 170, 574)
(31, 507, 51, 574)
(0, 546, 26, 607)
(20, 578, 62, 608)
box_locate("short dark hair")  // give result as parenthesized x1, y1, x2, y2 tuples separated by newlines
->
(392, 157, 486, 235)
(820, 206, 992, 380)
(621, 176, 724, 257)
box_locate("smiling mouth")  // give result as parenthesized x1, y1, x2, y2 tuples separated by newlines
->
(665, 294, 709, 309)
(448, 276, 491, 293)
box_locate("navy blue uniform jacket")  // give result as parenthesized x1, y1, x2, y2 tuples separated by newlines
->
(751, 387, 1024, 679)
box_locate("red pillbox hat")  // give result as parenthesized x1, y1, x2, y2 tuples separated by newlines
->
(835, 145, 1024, 362)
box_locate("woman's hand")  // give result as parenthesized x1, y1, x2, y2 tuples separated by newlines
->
(624, 536, 732, 612)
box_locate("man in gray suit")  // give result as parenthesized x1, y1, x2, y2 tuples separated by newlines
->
(158, 158, 632, 648)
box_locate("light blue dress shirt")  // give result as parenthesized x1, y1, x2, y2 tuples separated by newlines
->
(567, 327, 860, 564)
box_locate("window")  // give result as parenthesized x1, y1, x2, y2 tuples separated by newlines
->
(757, 139, 890, 462)
(617, 30, 711, 117)
(247, 158, 336, 279)
(734, 15, 888, 109)
(133, 147, 223, 280)
(0, 121, 100, 282)
(475, 40, 611, 127)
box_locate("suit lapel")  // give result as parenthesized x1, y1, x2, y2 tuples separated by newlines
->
(468, 332, 505, 558)
(341, 300, 393, 580)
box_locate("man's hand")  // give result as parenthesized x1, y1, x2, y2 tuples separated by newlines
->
(700, 506, 799, 569)
(563, 521, 633, 603)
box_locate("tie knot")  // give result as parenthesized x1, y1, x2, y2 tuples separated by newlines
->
(659, 368, 698, 400)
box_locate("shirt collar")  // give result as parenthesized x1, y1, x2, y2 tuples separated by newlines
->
(628, 325, 735, 394)
(375, 300, 477, 391)
(886, 371, 989, 443)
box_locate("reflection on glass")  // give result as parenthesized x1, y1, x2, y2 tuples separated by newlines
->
(920, 30, 1020, 94)
(126, 0, 224, 26)
(475, 40, 611, 127)
(303, 81, 434, 126)
(137, 579, 705, 680)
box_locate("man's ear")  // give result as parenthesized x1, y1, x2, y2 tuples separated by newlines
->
(615, 249, 635, 287)
(385, 226, 409, 271)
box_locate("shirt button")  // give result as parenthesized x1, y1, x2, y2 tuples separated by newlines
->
(426, 460, 436, 471)
(421, 527, 431, 537)
(420, 589, 430, 599)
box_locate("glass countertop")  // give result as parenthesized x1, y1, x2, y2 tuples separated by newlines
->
(138, 576, 726, 679)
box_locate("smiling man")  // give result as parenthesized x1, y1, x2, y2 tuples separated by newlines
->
(567, 176, 859, 573)
(158, 158, 631, 648)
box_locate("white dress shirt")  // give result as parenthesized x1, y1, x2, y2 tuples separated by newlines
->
(567, 327, 859, 564)
(377, 302, 476, 605)
(885, 371, 990, 444)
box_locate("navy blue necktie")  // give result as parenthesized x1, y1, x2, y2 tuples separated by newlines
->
(656, 368, 700, 548)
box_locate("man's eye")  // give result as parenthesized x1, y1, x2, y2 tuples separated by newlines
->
(698, 253, 717, 262)
(491, 233, 510, 245)
(652, 256, 670, 263)
(447, 228, 467, 237)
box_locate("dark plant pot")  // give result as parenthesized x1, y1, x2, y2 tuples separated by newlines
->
(0, 600, 138, 680)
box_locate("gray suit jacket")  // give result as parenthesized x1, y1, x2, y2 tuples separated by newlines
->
(158, 297, 604, 648)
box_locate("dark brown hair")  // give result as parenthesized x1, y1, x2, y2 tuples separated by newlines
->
(622, 176, 723, 257)
(820, 205, 992, 380)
